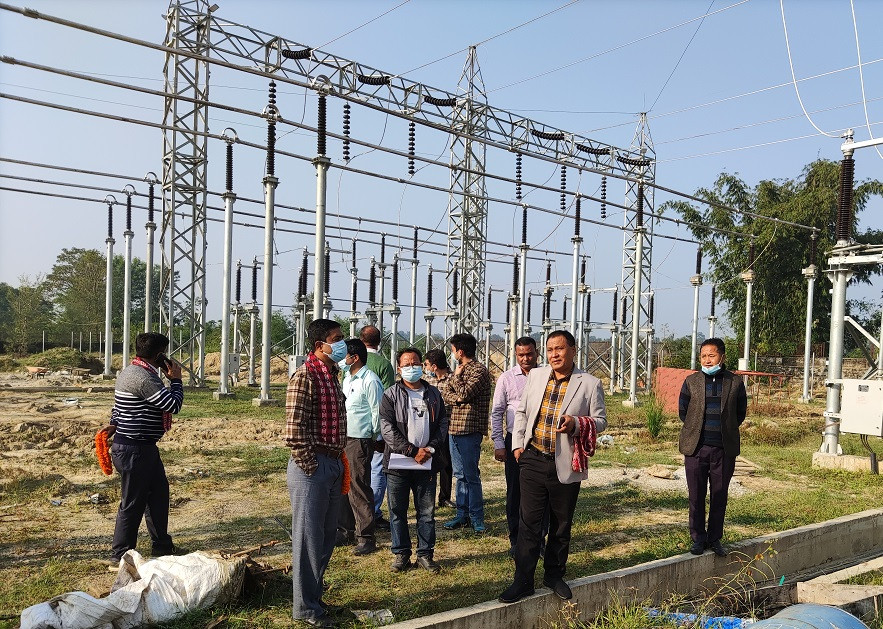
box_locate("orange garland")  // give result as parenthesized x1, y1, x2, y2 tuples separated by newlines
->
(95, 431, 113, 476)
(341, 452, 351, 495)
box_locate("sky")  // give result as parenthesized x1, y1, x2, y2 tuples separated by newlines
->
(1, 0, 882, 342)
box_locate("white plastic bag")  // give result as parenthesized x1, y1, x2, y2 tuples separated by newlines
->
(21, 550, 245, 629)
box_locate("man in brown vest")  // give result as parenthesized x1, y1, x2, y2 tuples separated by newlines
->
(678, 337, 747, 558)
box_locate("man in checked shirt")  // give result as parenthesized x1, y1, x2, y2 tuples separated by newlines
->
(285, 318, 348, 627)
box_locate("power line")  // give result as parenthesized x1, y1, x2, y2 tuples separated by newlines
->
(315, 0, 412, 49)
(779, 0, 838, 138)
(649, 0, 714, 112)
(400, 0, 580, 77)
(849, 0, 883, 160)
(486, 0, 749, 95)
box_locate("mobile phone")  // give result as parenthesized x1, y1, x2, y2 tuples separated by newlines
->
(158, 354, 173, 371)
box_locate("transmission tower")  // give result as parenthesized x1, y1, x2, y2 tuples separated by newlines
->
(619, 113, 656, 397)
(447, 46, 488, 345)
(160, 0, 211, 385)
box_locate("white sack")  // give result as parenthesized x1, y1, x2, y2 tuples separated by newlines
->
(21, 550, 246, 629)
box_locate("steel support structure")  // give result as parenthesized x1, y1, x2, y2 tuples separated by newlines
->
(447, 46, 488, 357)
(161, 0, 211, 386)
(618, 114, 656, 398)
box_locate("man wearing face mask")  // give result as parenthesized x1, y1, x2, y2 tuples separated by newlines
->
(340, 338, 384, 556)
(285, 319, 348, 627)
(678, 337, 747, 558)
(423, 349, 455, 509)
(380, 348, 449, 574)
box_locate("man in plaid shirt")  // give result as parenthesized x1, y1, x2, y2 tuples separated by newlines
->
(438, 333, 492, 533)
(286, 318, 348, 627)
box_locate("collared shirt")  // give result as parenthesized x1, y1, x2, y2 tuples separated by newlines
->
(530, 369, 572, 454)
(365, 348, 395, 390)
(438, 360, 492, 436)
(343, 365, 384, 439)
(490, 365, 531, 450)
(285, 352, 347, 475)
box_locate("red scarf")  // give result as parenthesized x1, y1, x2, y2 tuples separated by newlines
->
(305, 352, 344, 446)
(571, 416, 597, 473)
(132, 357, 173, 432)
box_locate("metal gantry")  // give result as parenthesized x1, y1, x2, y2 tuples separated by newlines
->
(161, 0, 211, 385)
(619, 114, 656, 402)
(447, 46, 489, 348)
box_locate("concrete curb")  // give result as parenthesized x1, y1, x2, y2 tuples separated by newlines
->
(387, 508, 883, 629)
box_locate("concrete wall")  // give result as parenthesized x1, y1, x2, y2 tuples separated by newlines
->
(387, 509, 883, 629)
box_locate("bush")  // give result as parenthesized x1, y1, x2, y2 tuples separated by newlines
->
(644, 396, 665, 439)
(26, 348, 103, 373)
(0, 354, 21, 372)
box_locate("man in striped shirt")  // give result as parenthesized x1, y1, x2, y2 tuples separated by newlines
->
(101, 332, 184, 563)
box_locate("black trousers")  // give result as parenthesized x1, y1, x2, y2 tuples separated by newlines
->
(513, 447, 580, 584)
(684, 444, 735, 545)
(504, 433, 521, 548)
(345, 437, 377, 544)
(111, 441, 174, 559)
(437, 434, 453, 504)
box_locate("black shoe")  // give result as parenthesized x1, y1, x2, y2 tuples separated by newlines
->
(391, 554, 412, 572)
(152, 544, 187, 557)
(499, 581, 535, 604)
(438, 499, 457, 509)
(708, 540, 727, 557)
(353, 542, 378, 556)
(303, 615, 335, 627)
(542, 576, 572, 600)
(335, 530, 354, 547)
(416, 555, 441, 574)
(689, 540, 705, 555)
(443, 515, 470, 530)
(374, 516, 390, 531)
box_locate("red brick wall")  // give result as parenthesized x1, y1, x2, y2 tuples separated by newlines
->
(654, 367, 694, 414)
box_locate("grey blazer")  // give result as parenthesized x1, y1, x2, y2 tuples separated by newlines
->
(512, 365, 607, 484)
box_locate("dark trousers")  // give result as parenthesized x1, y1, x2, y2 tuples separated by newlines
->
(684, 444, 736, 545)
(387, 470, 437, 558)
(110, 441, 174, 559)
(345, 437, 376, 545)
(513, 447, 580, 585)
(437, 434, 453, 504)
(504, 433, 521, 548)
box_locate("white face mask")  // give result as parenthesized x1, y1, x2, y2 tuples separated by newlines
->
(400, 365, 423, 383)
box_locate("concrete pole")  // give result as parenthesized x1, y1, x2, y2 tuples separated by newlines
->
(425, 313, 433, 354)
(800, 265, 817, 402)
(256, 175, 279, 404)
(822, 261, 851, 454)
(410, 258, 418, 345)
(312, 157, 330, 321)
(122, 224, 133, 366)
(248, 307, 258, 386)
(378, 263, 386, 336)
(390, 308, 400, 359)
(609, 327, 617, 395)
(323, 241, 332, 319)
(103, 199, 116, 378)
(690, 275, 702, 370)
(626, 227, 645, 405)
(517, 243, 528, 339)
(740, 271, 755, 372)
(484, 322, 492, 370)
(709, 316, 717, 339)
(570, 236, 582, 336)
(216, 186, 236, 398)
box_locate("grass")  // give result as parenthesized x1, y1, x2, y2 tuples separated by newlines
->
(2, 392, 882, 628)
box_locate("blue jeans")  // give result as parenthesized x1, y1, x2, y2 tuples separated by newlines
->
(371, 450, 386, 518)
(449, 432, 484, 522)
(287, 455, 343, 621)
(386, 470, 436, 558)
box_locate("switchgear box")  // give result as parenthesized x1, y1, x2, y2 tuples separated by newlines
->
(839, 379, 883, 437)
(227, 353, 241, 375)
(288, 354, 306, 378)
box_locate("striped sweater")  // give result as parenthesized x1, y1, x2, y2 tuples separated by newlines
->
(110, 363, 184, 442)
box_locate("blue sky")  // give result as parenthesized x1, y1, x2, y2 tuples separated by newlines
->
(1, 0, 882, 339)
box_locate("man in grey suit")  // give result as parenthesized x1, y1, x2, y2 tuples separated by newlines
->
(499, 329, 607, 604)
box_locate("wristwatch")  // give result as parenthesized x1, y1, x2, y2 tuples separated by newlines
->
(426, 446, 435, 454)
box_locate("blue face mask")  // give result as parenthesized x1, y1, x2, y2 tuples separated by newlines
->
(324, 339, 347, 363)
(401, 365, 423, 383)
(338, 358, 351, 373)
(701, 364, 722, 376)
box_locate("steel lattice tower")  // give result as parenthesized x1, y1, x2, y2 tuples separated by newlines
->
(160, 0, 211, 385)
(618, 113, 656, 391)
(446, 47, 488, 346)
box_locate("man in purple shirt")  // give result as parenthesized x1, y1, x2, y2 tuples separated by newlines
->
(491, 336, 539, 552)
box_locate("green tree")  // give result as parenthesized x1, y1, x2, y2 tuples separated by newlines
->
(0, 282, 13, 353)
(8, 275, 51, 354)
(662, 160, 883, 355)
